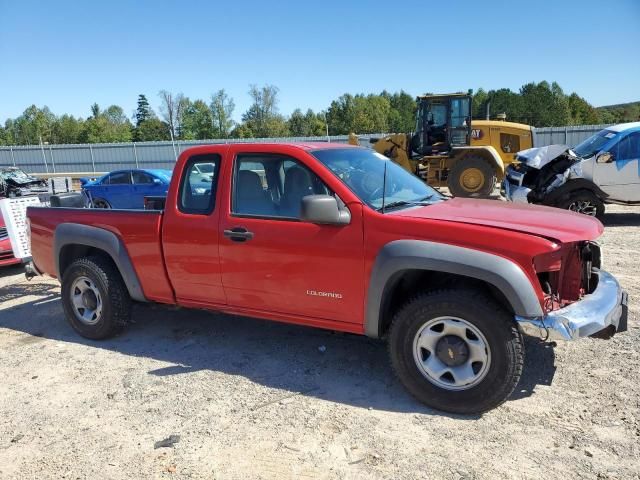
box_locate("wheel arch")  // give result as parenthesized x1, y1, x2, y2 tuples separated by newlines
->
(365, 240, 543, 339)
(54, 223, 146, 302)
(543, 178, 609, 206)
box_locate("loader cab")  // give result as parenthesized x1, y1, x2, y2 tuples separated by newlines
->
(411, 94, 472, 157)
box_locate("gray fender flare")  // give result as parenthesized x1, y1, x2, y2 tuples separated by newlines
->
(54, 223, 146, 302)
(364, 240, 543, 338)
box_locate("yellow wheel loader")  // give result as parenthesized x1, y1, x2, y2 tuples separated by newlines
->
(351, 93, 533, 197)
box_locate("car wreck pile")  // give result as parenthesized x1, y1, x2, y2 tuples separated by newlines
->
(0, 167, 49, 198)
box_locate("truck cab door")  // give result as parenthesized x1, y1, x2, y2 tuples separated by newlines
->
(219, 150, 365, 326)
(161, 153, 227, 306)
(593, 132, 640, 202)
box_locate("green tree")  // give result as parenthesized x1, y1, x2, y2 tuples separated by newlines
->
(327, 93, 392, 134)
(483, 88, 525, 123)
(10, 105, 56, 145)
(241, 84, 289, 137)
(288, 108, 326, 136)
(90, 103, 100, 118)
(471, 88, 489, 119)
(181, 99, 214, 139)
(519, 81, 570, 127)
(80, 104, 132, 143)
(210, 89, 235, 138)
(567, 93, 599, 125)
(135, 94, 153, 126)
(384, 90, 416, 132)
(52, 114, 84, 144)
(230, 122, 254, 139)
(327, 94, 356, 135)
(134, 118, 171, 141)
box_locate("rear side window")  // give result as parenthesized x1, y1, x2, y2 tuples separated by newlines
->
(108, 171, 132, 184)
(178, 154, 221, 214)
(132, 171, 155, 184)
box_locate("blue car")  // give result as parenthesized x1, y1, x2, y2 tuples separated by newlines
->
(81, 169, 172, 209)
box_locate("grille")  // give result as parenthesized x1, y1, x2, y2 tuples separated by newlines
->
(0, 250, 14, 260)
(0, 226, 8, 240)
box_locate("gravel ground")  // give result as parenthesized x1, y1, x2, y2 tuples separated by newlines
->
(0, 204, 638, 479)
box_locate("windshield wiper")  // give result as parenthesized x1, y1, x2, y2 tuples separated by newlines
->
(376, 199, 434, 212)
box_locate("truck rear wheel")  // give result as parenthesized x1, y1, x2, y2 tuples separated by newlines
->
(61, 256, 131, 340)
(448, 155, 496, 198)
(388, 289, 523, 414)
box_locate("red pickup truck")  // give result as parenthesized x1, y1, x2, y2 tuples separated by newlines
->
(27, 143, 628, 414)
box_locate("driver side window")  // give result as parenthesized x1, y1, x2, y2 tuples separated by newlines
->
(615, 133, 640, 161)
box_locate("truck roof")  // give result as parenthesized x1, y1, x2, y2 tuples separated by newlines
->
(223, 142, 359, 151)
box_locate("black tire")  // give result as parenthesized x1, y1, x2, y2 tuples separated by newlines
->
(388, 289, 524, 414)
(91, 198, 111, 209)
(556, 190, 605, 220)
(448, 155, 497, 198)
(61, 256, 131, 340)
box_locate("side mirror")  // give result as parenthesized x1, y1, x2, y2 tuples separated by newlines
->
(596, 151, 614, 164)
(300, 195, 351, 225)
(153, 178, 162, 185)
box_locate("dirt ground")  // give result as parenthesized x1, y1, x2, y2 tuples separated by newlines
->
(0, 204, 639, 480)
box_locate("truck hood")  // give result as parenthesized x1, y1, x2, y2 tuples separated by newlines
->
(390, 198, 603, 243)
(516, 144, 571, 169)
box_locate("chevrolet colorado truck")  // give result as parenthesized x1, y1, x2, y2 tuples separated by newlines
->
(27, 143, 628, 414)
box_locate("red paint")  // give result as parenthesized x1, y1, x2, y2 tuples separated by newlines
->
(0, 212, 21, 267)
(28, 143, 605, 333)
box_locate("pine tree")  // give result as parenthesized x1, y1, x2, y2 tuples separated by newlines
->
(135, 94, 152, 127)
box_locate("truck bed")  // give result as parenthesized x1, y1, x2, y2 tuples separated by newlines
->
(28, 207, 174, 303)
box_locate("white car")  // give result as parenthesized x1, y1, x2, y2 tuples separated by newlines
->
(503, 122, 640, 218)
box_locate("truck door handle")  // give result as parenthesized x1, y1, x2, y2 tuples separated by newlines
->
(223, 227, 254, 242)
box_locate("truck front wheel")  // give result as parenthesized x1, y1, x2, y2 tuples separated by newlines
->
(388, 289, 523, 414)
(448, 155, 496, 198)
(61, 256, 132, 340)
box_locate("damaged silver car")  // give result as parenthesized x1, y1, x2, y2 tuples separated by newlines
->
(0, 167, 49, 198)
(502, 122, 640, 219)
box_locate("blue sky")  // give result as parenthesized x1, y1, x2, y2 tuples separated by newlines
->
(1, 0, 639, 123)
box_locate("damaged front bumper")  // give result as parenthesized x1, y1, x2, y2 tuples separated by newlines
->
(502, 176, 532, 204)
(516, 270, 628, 341)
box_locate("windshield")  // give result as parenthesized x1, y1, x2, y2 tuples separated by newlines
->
(0, 168, 32, 181)
(155, 171, 172, 182)
(311, 148, 443, 211)
(572, 130, 618, 158)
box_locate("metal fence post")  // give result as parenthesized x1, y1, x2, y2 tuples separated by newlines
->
(40, 143, 49, 173)
(133, 143, 139, 168)
(89, 145, 96, 173)
(49, 145, 56, 173)
(9, 146, 16, 166)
